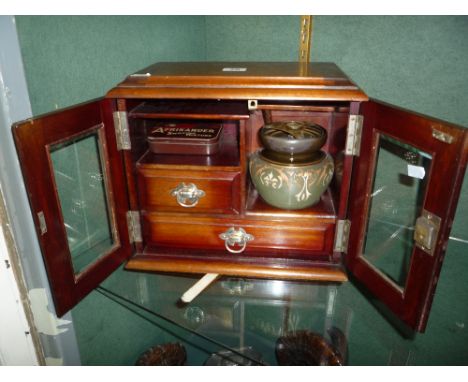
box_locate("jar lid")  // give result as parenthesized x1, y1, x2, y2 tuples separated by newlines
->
(264, 121, 325, 139)
(260, 121, 327, 155)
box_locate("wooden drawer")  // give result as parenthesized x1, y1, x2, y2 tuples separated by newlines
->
(142, 214, 335, 259)
(137, 168, 241, 214)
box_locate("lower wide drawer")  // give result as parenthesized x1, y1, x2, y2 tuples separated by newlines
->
(142, 214, 335, 259)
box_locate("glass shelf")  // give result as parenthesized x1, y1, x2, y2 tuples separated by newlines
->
(88, 268, 349, 366)
(72, 242, 468, 366)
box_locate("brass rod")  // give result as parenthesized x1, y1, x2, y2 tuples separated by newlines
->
(299, 15, 313, 63)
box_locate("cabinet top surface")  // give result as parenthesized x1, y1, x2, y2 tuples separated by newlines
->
(106, 62, 368, 102)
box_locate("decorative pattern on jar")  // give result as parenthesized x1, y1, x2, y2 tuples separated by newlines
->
(249, 151, 334, 210)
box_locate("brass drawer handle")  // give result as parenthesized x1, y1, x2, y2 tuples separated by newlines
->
(171, 182, 206, 208)
(219, 227, 254, 254)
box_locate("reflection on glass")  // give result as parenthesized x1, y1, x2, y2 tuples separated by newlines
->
(96, 272, 351, 365)
(50, 129, 115, 275)
(362, 134, 432, 290)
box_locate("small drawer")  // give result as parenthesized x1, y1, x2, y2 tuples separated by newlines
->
(143, 214, 335, 259)
(137, 167, 241, 214)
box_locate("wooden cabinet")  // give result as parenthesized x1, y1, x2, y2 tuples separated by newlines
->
(13, 62, 468, 332)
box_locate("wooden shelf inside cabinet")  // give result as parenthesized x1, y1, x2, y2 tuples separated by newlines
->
(129, 100, 251, 120)
(126, 249, 348, 282)
(246, 187, 337, 221)
(256, 100, 350, 113)
(137, 151, 241, 170)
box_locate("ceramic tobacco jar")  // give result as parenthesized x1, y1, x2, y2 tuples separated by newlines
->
(249, 121, 334, 210)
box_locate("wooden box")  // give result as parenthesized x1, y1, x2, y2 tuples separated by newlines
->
(12, 62, 468, 333)
(147, 121, 223, 155)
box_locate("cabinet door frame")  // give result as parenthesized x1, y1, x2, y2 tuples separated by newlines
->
(13, 98, 133, 316)
(346, 99, 468, 332)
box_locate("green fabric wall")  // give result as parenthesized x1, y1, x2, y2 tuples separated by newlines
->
(16, 16, 206, 116)
(14, 16, 468, 365)
(312, 16, 468, 127)
(205, 16, 299, 61)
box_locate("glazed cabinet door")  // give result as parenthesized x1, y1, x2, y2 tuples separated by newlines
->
(346, 99, 468, 332)
(13, 99, 133, 316)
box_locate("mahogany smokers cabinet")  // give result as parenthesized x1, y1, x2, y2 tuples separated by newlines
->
(13, 62, 468, 332)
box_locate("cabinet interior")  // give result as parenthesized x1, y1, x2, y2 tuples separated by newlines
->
(123, 98, 352, 272)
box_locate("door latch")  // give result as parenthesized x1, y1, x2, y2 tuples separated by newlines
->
(414, 209, 441, 255)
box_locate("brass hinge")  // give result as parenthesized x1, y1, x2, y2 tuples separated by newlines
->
(37, 211, 47, 235)
(126, 211, 142, 243)
(334, 219, 351, 253)
(345, 115, 364, 156)
(113, 111, 131, 150)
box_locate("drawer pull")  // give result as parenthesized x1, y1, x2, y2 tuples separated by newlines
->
(219, 227, 254, 254)
(171, 182, 206, 208)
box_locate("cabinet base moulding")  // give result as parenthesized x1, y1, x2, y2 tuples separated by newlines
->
(125, 253, 348, 282)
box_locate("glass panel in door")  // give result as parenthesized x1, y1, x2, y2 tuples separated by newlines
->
(49, 125, 117, 275)
(361, 134, 432, 291)
(347, 99, 467, 331)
